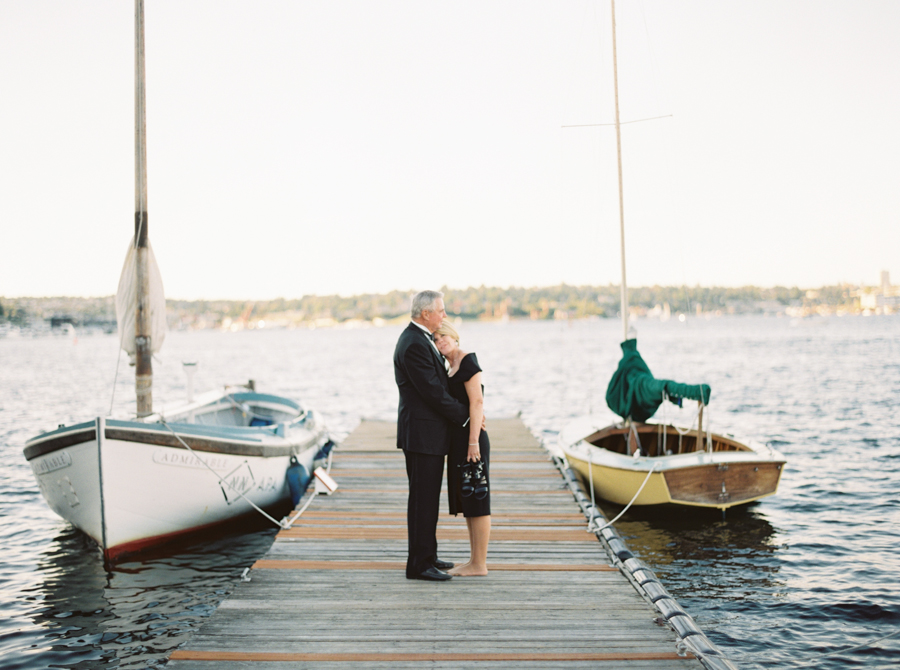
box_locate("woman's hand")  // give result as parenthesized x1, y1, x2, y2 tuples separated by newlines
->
(464, 371, 485, 463)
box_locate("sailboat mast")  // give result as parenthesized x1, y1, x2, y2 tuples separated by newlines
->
(610, 0, 629, 342)
(134, 0, 153, 417)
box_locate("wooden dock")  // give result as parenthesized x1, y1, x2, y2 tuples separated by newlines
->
(168, 418, 721, 669)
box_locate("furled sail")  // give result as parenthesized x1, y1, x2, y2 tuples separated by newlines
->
(115, 240, 166, 360)
(606, 339, 711, 422)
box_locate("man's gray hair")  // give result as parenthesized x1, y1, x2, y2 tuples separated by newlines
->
(411, 290, 443, 318)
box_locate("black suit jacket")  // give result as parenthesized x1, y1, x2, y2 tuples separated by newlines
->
(394, 322, 469, 455)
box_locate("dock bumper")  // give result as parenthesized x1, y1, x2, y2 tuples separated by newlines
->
(551, 453, 739, 670)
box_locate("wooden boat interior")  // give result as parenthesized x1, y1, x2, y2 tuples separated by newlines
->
(584, 423, 752, 458)
(167, 393, 304, 428)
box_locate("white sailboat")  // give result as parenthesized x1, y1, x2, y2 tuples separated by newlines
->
(23, 0, 333, 563)
(560, 1, 785, 512)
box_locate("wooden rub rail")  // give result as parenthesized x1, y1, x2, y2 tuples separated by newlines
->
(167, 418, 718, 670)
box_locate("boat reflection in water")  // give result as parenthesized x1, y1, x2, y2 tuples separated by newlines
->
(593, 501, 783, 608)
(25, 519, 279, 669)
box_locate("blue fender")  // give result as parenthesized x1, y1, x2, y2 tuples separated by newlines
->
(314, 439, 337, 461)
(286, 456, 312, 506)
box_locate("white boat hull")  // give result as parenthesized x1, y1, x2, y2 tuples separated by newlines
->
(25, 391, 332, 561)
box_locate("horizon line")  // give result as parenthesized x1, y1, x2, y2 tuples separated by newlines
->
(1, 279, 888, 303)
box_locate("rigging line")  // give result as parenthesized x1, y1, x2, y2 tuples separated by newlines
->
(561, 114, 673, 128)
(109, 348, 124, 416)
(158, 418, 289, 529)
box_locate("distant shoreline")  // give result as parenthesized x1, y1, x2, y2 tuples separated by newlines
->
(2, 282, 897, 332)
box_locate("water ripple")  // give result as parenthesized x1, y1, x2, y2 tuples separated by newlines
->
(1, 315, 899, 668)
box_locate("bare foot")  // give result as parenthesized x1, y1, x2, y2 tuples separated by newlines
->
(448, 564, 488, 577)
(447, 561, 470, 576)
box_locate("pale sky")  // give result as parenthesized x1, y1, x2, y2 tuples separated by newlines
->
(1, 0, 898, 300)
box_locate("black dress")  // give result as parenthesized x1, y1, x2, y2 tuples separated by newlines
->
(447, 353, 491, 518)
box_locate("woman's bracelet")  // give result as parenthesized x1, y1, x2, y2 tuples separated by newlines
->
(469, 442, 478, 446)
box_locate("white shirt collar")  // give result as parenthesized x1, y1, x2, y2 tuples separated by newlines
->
(410, 320, 432, 336)
(411, 320, 448, 368)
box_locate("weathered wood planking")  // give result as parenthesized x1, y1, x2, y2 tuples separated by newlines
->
(168, 418, 702, 669)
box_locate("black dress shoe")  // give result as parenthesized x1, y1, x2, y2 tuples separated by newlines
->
(432, 558, 454, 570)
(408, 566, 452, 581)
(472, 460, 489, 500)
(460, 462, 475, 497)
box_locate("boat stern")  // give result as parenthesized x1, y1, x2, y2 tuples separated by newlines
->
(664, 458, 785, 509)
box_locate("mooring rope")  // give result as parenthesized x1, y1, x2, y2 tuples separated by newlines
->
(587, 444, 596, 517)
(158, 418, 291, 529)
(589, 459, 659, 533)
(282, 487, 318, 528)
(750, 627, 900, 668)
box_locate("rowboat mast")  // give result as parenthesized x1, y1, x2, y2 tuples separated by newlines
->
(134, 0, 153, 417)
(610, 0, 629, 343)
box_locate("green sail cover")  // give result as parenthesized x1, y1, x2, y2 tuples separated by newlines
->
(605, 339, 711, 422)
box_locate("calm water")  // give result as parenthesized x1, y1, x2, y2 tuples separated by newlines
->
(1, 316, 898, 668)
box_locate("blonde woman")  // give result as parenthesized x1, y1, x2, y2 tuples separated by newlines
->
(433, 320, 491, 576)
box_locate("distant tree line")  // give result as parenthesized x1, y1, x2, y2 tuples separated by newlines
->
(2, 283, 862, 329)
(439, 283, 848, 319)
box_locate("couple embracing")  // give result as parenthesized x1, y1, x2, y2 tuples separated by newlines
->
(393, 290, 492, 582)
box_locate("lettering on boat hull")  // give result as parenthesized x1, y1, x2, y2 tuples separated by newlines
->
(152, 448, 231, 471)
(31, 450, 73, 475)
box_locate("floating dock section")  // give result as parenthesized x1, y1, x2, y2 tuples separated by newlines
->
(169, 418, 734, 669)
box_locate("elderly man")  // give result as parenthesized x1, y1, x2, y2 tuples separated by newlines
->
(393, 290, 470, 581)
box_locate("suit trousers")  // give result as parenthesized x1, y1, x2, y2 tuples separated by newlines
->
(403, 449, 445, 577)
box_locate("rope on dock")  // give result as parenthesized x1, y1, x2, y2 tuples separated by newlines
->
(546, 445, 739, 670)
(281, 486, 318, 528)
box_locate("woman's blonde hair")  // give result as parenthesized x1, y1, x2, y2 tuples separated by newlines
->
(435, 319, 460, 344)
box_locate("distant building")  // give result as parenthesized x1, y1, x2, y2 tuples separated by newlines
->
(859, 270, 898, 314)
(50, 315, 78, 328)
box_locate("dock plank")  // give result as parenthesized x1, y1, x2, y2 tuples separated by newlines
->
(167, 418, 704, 669)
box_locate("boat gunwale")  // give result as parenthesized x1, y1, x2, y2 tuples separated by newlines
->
(24, 417, 325, 462)
(565, 448, 785, 509)
(564, 435, 786, 474)
(23, 422, 97, 460)
(24, 392, 320, 461)
(587, 421, 758, 451)
(144, 390, 303, 423)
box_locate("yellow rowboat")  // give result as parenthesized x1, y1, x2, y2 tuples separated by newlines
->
(561, 1, 786, 515)
(560, 416, 786, 511)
